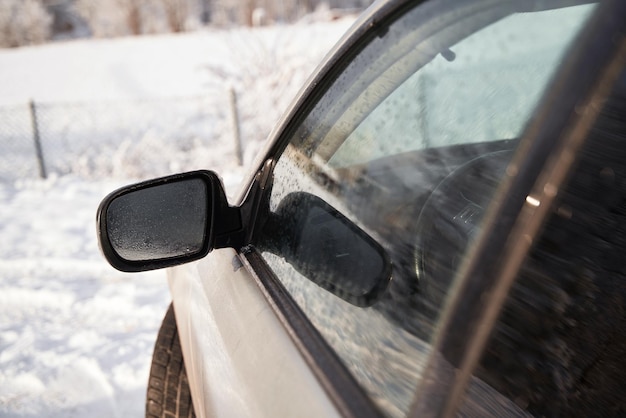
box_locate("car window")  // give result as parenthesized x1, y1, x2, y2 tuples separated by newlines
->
(329, 5, 592, 167)
(462, 69, 626, 416)
(254, 1, 596, 416)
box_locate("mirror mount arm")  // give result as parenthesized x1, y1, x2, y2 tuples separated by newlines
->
(238, 159, 276, 248)
(194, 159, 275, 253)
(213, 177, 245, 250)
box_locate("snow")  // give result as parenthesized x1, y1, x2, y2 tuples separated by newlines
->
(0, 17, 355, 417)
(0, 20, 352, 105)
(0, 176, 167, 417)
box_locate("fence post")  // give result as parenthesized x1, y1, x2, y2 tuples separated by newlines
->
(29, 99, 47, 179)
(229, 87, 243, 166)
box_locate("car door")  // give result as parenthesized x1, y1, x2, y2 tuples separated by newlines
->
(170, 0, 626, 417)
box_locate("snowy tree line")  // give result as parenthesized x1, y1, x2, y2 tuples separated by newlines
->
(0, 0, 371, 48)
(0, 0, 52, 47)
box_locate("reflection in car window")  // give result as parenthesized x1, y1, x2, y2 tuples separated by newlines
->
(464, 70, 626, 416)
(255, 1, 596, 416)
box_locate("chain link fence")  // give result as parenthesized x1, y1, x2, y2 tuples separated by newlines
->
(0, 93, 246, 182)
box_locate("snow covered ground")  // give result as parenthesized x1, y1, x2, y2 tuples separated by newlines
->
(0, 17, 354, 417)
(0, 176, 168, 417)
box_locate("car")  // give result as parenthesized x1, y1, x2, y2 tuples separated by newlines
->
(96, 0, 626, 416)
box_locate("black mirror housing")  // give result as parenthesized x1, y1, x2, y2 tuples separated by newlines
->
(97, 170, 238, 272)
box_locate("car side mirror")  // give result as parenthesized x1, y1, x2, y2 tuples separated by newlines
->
(262, 192, 392, 307)
(97, 170, 240, 272)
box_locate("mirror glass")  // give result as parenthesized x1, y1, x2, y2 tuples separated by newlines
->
(106, 178, 209, 261)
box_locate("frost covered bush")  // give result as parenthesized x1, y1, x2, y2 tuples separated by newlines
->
(204, 25, 335, 146)
(74, 0, 135, 37)
(0, 0, 52, 48)
(75, 0, 196, 37)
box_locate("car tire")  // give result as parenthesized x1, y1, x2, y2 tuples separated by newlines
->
(146, 303, 196, 418)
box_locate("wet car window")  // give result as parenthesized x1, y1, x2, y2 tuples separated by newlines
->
(463, 69, 626, 416)
(329, 5, 594, 167)
(255, 1, 596, 416)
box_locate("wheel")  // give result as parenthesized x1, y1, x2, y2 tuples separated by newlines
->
(146, 303, 196, 418)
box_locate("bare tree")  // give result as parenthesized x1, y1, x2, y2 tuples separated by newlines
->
(127, 0, 143, 35)
(161, 0, 188, 32)
(75, 0, 195, 37)
(74, 0, 130, 37)
(0, 0, 52, 48)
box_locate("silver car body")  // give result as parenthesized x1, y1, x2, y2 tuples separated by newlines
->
(169, 249, 340, 417)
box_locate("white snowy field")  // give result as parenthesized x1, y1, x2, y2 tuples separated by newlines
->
(0, 17, 354, 417)
(0, 176, 169, 417)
